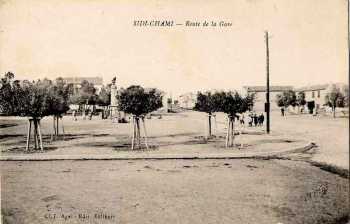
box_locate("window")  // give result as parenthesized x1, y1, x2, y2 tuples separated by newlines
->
(317, 90, 320, 98)
(312, 91, 315, 98)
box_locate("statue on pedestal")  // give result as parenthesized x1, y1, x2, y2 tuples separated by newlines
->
(110, 77, 119, 119)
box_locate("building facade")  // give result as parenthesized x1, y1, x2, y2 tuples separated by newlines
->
(295, 84, 329, 112)
(243, 86, 294, 112)
(61, 76, 103, 93)
(178, 92, 197, 109)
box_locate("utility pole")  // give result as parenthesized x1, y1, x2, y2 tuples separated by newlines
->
(265, 31, 270, 134)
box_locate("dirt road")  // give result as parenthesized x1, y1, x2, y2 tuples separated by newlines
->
(1, 159, 348, 224)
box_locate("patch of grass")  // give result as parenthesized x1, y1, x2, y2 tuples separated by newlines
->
(308, 161, 349, 179)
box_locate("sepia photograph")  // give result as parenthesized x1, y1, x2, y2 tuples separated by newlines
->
(0, 0, 349, 223)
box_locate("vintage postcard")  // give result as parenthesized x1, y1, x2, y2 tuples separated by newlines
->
(0, 0, 349, 223)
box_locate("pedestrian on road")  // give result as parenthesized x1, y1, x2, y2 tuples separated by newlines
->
(259, 113, 264, 126)
(248, 112, 253, 127)
(72, 110, 77, 121)
(239, 113, 245, 126)
(253, 113, 258, 127)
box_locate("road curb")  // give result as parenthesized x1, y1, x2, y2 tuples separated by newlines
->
(0, 142, 317, 161)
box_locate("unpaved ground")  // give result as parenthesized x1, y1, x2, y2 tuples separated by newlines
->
(0, 112, 305, 157)
(0, 111, 348, 169)
(1, 159, 348, 224)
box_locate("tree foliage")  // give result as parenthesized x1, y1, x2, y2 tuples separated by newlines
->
(219, 91, 252, 117)
(69, 80, 98, 105)
(0, 73, 71, 118)
(296, 92, 306, 107)
(194, 92, 217, 114)
(325, 84, 346, 109)
(47, 78, 71, 116)
(117, 85, 163, 116)
(97, 85, 111, 106)
(276, 90, 297, 108)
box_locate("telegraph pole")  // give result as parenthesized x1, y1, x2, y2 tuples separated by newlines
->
(265, 31, 270, 134)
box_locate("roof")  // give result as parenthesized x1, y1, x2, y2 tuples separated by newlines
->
(244, 86, 293, 92)
(62, 77, 103, 85)
(295, 84, 329, 92)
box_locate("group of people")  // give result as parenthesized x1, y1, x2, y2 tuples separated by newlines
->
(238, 112, 265, 127)
(72, 110, 94, 121)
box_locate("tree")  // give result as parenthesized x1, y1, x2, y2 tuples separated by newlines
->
(69, 80, 97, 119)
(296, 92, 306, 113)
(194, 91, 221, 138)
(342, 85, 349, 107)
(325, 84, 345, 118)
(0, 72, 16, 115)
(48, 77, 71, 139)
(97, 85, 111, 119)
(216, 91, 253, 148)
(276, 90, 297, 113)
(167, 98, 172, 112)
(0, 73, 73, 150)
(17, 78, 52, 151)
(117, 85, 163, 149)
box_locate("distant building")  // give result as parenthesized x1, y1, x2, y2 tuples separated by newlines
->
(295, 83, 348, 113)
(178, 92, 197, 109)
(61, 76, 103, 93)
(295, 84, 329, 112)
(243, 86, 294, 111)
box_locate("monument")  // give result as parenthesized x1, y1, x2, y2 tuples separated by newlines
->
(110, 76, 119, 119)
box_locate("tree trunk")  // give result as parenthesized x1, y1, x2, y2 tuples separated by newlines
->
(37, 119, 43, 151)
(225, 116, 236, 148)
(26, 119, 32, 151)
(136, 117, 141, 149)
(142, 117, 149, 149)
(131, 116, 135, 150)
(61, 116, 65, 140)
(53, 116, 56, 136)
(27, 119, 43, 151)
(208, 114, 212, 138)
(231, 117, 235, 147)
(225, 117, 230, 148)
(333, 106, 336, 118)
(56, 116, 59, 136)
(33, 120, 38, 149)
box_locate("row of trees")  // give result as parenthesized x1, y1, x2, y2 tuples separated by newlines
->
(117, 86, 163, 149)
(194, 91, 255, 147)
(0, 72, 164, 151)
(0, 72, 114, 150)
(276, 90, 306, 113)
(1, 72, 255, 150)
(276, 85, 349, 118)
(325, 84, 348, 118)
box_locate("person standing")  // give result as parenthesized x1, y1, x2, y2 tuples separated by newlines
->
(239, 113, 245, 126)
(72, 110, 77, 121)
(253, 113, 258, 127)
(259, 113, 264, 126)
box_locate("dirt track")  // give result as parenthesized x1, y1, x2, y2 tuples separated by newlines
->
(1, 159, 348, 224)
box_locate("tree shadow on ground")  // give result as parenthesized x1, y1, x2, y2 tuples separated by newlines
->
(251, 139, 297, 144)
(148, 132, 200, 139)
(78, 140, 159, 151)
(3, 146, 58, 153)
(52, 133, 108, 141)
(0, 123, 18, 129)
(0, 134, 24, 140)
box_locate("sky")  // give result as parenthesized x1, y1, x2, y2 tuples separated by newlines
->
(0, 0, 348, 97)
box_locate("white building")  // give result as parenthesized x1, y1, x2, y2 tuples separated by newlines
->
(243, 86, 294, 112)
(295, 84, 328, 112)
(295, 83, 348, 113)
(62, 76, 103, 93)
(178, 92, 197, 109)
